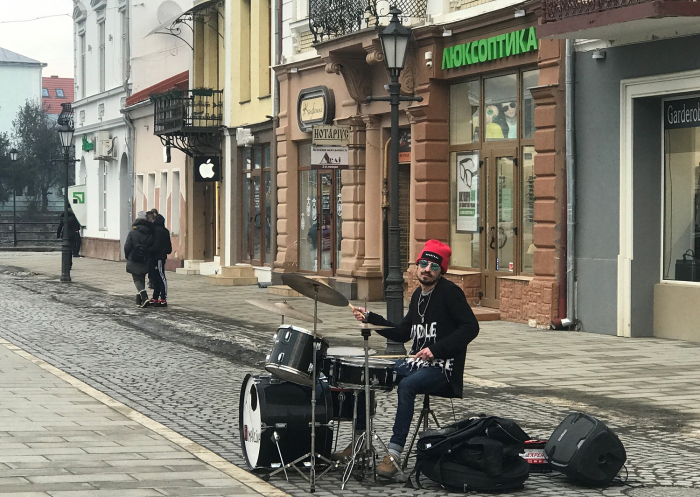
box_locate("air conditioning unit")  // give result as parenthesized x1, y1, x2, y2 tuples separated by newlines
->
(236, 127, 255, 147)
(94, 131, 115, 160)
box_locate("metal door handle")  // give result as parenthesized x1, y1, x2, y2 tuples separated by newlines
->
(489, 227, 496, 249)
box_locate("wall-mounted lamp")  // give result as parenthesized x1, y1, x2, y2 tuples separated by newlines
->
(592, 49, 606, 60)
(442, 28, 452, 37)
(514, 8, 526, 17)
(425, 51, 433, 68)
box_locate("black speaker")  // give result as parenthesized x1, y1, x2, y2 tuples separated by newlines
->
(544, 413, 626, 486)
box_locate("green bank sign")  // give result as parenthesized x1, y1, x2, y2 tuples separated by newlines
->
(442, 26, 539, 70)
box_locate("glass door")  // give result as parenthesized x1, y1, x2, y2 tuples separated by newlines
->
(482, 148, 517, 307)
(241, 145, 272, 265)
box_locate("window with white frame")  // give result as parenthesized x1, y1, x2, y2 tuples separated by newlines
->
(98, 19, 106, 92)
(79, 31, 86, 97)
(171, 171, 180, 235)
(159, 171, 167, 217)
(99, 161, 108, 229)
(663, 95, 700, 282)
(147, 173, 156, 210)
(136, 174, 144, 212)
(120, 7, 128, 83)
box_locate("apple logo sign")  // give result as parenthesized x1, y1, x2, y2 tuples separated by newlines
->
(199, 159, 215, 179)
(194, 156, 220, 182)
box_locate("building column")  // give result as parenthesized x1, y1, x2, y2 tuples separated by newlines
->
(354, 114, 383, 300)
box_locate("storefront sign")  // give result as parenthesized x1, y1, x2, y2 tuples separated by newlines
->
(194, 156, 221, 182)
(456, 151, 479, 232)
(298, 86, 335, 132)
(311, 145, 348, 170)
(312, 125, 350, 146)
(442, 27, 539, 70)
(664, 97, 700, 129)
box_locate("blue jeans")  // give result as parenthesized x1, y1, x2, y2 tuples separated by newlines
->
(388, 360, 452, 452)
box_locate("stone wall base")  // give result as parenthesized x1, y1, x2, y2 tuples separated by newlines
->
(403, 269, 480, 306)
(500, 277, 558, 327)
(82, 237, 121, 262)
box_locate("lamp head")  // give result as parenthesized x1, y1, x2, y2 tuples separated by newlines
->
(379, 7, 411, 75)
(9, 148, 18, 162)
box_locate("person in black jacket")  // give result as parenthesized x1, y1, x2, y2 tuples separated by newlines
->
(57, 206, 82, 267)
(124, 211, 154, 307)
(347, 239, 480, 478)
(146, 210, 172, 307)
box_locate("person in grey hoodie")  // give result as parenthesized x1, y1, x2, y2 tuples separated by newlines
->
(124, 211, 154, 307)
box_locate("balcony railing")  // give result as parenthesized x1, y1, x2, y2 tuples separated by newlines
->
(309, 0, 427, 43)
(543, 0, 687, 22)
(151, 88, 223, 136)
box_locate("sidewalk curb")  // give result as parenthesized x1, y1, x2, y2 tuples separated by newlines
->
(0, 337, 291, 497)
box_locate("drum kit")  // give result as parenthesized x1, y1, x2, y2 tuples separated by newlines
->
(239, 273, 401, 492)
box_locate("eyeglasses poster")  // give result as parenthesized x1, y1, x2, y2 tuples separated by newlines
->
(456, 151, 479, 233)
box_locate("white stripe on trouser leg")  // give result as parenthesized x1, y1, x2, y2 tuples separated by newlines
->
(158, 260, 167, 300)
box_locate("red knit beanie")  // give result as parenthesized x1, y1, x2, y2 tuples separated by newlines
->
(417, 239, 451, 274)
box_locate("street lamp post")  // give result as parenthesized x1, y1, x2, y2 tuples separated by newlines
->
(9, 148, 18, 247)
(368, 7, 422, 354)
(57, 103, 75, 283)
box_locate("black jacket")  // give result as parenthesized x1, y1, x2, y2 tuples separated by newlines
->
(148, 214, 172, 261)
(366, 277, 479, 398)
(124, 218, 154, 275)
(57, 211, 81, 239)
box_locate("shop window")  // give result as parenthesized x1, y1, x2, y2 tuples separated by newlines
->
(522, 70, 539, 139)
(450, 152, 480, 269)
(484, 74, 517, 141)
(450, 80, 479, 145)
(299, 145, 317, 272)
(663, 97, 700, 282)
(521, 146, 536, 273)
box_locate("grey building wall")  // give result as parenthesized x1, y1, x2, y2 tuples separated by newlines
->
(574, 34, 700, 335)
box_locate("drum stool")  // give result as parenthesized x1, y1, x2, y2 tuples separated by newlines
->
(402, 393, 455, 470)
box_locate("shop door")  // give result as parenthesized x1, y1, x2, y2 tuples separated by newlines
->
(242, 146, 272, 265)
(299, 170, 342, 275)
(482, 148, 517, 307)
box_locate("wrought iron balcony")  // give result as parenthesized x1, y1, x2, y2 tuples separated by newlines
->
(540, 0, 700, 39)
(150, 88, 223, 136)
(309, 0, 427, 43)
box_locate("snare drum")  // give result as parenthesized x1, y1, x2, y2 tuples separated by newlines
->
(265, 325, 328, 386)
(328, 357, 396, 391)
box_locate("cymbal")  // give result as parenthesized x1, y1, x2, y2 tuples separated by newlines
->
(353, 323, 394, 330)
(245, 299, 320, 324)
(281, 273, 349, 307)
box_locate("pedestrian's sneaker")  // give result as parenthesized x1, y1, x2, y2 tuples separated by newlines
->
(135, 293, 143, 306)
(139, 293, 152, 308)
(376, 453, 400, 479)
(157, 299, 168, 307)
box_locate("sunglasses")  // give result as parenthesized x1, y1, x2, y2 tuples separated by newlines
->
(417, 260, 441, 272)
(502, 102, 516, 110)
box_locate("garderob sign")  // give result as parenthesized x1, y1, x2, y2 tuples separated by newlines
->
(456, 151, 479, 232)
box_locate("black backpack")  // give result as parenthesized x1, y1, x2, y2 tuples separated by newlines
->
(131, 235, 150, 263)
(410, 415, 531, 493)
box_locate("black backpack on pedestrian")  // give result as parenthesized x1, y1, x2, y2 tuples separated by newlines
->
(131, 235, 150, 264)
(409, 415, 531, 493)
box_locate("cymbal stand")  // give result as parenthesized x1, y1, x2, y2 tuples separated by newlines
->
(267, 284, 335, 492)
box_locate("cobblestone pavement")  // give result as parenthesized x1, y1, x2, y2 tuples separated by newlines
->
(0, 339, 285, 497)
(0, 257, 700, 495)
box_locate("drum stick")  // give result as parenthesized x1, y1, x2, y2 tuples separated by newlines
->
(373, 354, 408, 359)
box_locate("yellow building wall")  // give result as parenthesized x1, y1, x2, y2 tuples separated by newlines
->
(230, 0, 271, 127)
(193, 4, 225, 90)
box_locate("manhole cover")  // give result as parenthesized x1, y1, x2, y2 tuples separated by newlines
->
(628, 489, 700, 497)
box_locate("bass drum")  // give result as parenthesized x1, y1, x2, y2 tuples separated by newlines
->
(239, 373, 333, 469)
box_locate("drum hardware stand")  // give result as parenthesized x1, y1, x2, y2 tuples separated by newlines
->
(340, 326, 397, 488)
(271, 431, 289, 480)
(401, 394, 440, 470)
(267, 283, 333, 493)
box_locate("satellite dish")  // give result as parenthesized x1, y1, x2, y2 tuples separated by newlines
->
(157, 0, 183, 25)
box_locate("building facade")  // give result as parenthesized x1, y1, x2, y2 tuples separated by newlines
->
(72, 0, 132, 260)
(274, 0, 566, 326)
(539, 0, 700, 340)
(42, 76, 75, 120)
(0, 48, 45, 136)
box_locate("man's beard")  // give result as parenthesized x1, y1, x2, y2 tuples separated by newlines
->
(418, 271, 440, 286)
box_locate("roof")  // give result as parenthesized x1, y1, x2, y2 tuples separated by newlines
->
(0, 47, 44, 66)
(125, 71, 189, 107)
(42, 76, 75, 115)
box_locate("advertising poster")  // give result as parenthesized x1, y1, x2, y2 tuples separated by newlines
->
(456, 151, 479, 232)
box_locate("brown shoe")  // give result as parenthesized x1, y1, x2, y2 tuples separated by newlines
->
(331, 441, 354, 461)
(376, 453, 400, 478)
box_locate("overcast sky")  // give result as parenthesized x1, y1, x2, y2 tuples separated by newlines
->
(0, 1, 74, 77)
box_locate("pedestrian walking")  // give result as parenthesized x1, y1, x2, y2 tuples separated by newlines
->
(57, 205, 81, 268)
(124, 211, 154, 308)
(147, 210, 172, 307)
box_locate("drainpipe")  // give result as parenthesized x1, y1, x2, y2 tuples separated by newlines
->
(122, 0, 134, 235)
(557, 38, 577, 329)
(270, 0, 282, 267)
